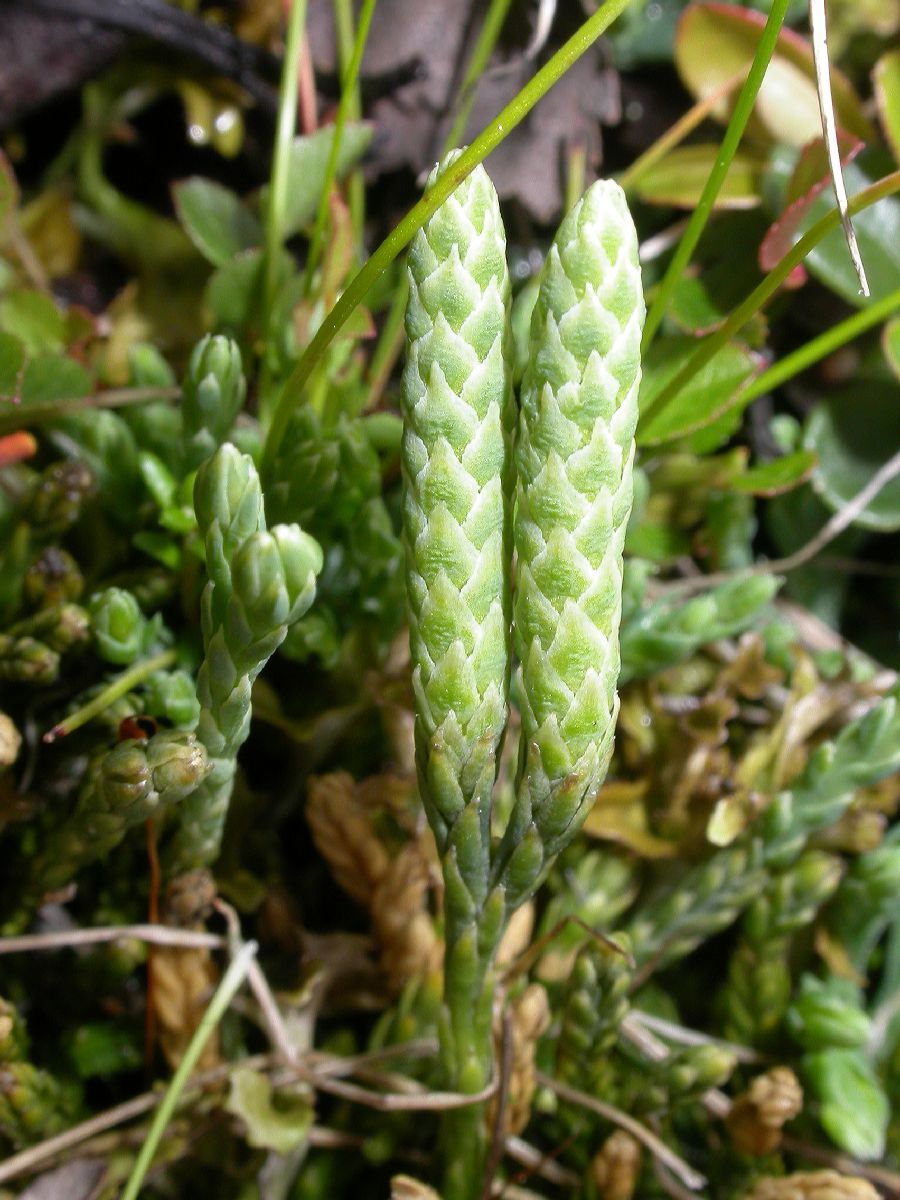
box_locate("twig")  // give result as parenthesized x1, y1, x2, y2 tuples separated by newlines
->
(780, 1135, 900, 1196)
(535, 1072, 707, 1191)
(619, 1014, 732, 1119)
(624, 1011, 763, 1063)
(304, 1040, 440, 1079)
(287, 1060, 497, 1112)
(503, 1137, 581, 1189)
(214, 896, 300, 1065)
(659, 446, 900, 596)
(809, 0, 869, 296)
(217, 901, 448, 1101)
(31, 905, 479, 1118)
(654, 1158, 703, 1200)
(0, 924, 225, 955)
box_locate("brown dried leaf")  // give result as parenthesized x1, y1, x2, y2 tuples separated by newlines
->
(726, 1066, 803, 1155)
(739, 1171, 879, 1200)
(152, 946, 219, 1071)
(371, 842, 442, 992)
(461, 50, 620, 221)
(718, 633, 784, 699)
(584, 778, 677, 859)
(306, 771, 390, 906)
(590, 1130, 642, 1200)
(679, 693, 739, 746)
(490, 983, 550, 1138)
(390, 1177, 441, 1200)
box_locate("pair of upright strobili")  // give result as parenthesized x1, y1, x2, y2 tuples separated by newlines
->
(400, 149, 644, 1188)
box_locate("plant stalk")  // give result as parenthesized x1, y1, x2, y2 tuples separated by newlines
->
(119, 941, 258, 1200)
(638, 170, 900, 432)
(333, 0, 368, 249)
(441, 0, 516, 157)
(303, 0, 377, 290)
(642, 0, 791, 347)
(741, 285, 900, 403)
(260, 0, 308, 416)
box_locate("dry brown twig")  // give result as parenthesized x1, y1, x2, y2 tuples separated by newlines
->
(624, 1011, 762, 1064)
(502, 1136, 581, 1190)
(535, 1071, 707, 1191)
(617, 1013, 731, 1120)
(661, 447, 900, 597)
(0, 925, 225, 954)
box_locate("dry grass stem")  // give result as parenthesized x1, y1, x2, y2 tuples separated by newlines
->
(536, 1071, 707, 1192)
(0, 926, 225, 955)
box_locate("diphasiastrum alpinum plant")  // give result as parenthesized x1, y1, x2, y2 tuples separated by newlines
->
(401, 156, 643, 1198)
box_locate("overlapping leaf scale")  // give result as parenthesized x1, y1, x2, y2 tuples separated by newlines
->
(401, 160, 512, 855)
(170, 448, 321, 870)
(502, 181, 644, 903)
